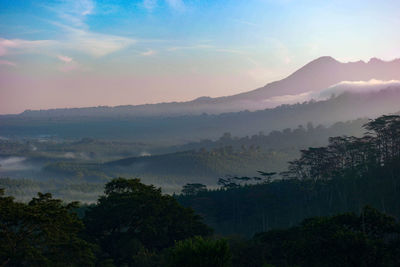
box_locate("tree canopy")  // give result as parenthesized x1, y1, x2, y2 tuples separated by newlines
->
(84, 178, 212, 266)
(0, 189, 95, 267)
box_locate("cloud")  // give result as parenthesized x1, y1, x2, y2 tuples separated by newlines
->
(0, 38, 55, 56)
(57, 55, 73, 63)
(0, 38, 55, 66)
(56, 55, 85, 72)
(44, 0, 95, 27)
(318, 79, 400, 99)
(31, 18, 136, 57)
(263, 91, 313, 105)
(141, 49, 157, 56)
(56, 55, 90, 72)
(67, 29, 135, 57)
(38, 0, 135, 58)
(0, 28, 135, 60)
(255, 80, 400, 109)
(80, 0, 95, 16)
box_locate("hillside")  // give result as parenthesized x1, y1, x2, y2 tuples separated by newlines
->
(14, 57, 400, 118)
(1, 86, 400, 143)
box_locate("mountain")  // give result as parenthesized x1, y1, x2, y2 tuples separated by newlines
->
(16, 57, 400, 118)
(226, 56, 400, 101)
(2, 86, 400, 143)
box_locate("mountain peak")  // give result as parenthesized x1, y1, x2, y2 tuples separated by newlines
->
(310, 56, 340, 65)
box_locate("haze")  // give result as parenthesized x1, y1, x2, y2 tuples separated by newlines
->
(1, 0, 400, 114)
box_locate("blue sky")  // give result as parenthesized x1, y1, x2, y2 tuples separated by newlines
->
(1, 0, 400, 114)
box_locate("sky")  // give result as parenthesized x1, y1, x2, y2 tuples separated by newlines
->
(0, 0, 400, 114)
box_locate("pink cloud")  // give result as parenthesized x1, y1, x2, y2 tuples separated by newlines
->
(57, 55, 73, 63)
(0, 38, 54, 56)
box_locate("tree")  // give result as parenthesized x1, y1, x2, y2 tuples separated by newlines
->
(182, 183, 207, 196)
(167, 236, 231, 267)
(84, 178, 212, 266)
(257, 171, 277, 183)
(0, 189, 95, 267)
(250, 206, 400, 267)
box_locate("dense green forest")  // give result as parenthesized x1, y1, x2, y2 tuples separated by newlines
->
(1, 114, 400, 266)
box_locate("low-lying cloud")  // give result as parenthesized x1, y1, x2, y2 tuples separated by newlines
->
(0, 157, 31, 171)
(318, 79, 400, 99)
(257, 79, 400, 109)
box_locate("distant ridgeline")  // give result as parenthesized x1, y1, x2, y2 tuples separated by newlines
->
(1, 86, 400, 143)
(14, 57, 400, 117)
(177, 115, 400, 236)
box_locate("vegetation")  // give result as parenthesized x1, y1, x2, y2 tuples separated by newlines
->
(1, 114, 400, 266)
(84, 178, 211, 266)
(178, 115, 400, 236)
(167, 236, 231, 267)
(0, 189, 95, 266)
(1, 178, 212, 267)
(0, 116, 367, 199)
(1, 88, 399, 143)
(230, 206, 400, 267)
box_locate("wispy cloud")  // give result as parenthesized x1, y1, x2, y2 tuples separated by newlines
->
(57, 55, 73, 63)
(141, 49, 157, 56)
(56, 55, 89, 72)
(0, 38, 55, 56)
(318, 79, 400, 99)
(0, 38, 55, 67)
(43, 0, 95, 27)
(42, 0, 136, 58)
(264, 91, 313, 104)
(57, 24, 136, 57)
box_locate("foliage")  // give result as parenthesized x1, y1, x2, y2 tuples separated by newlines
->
(0, 189, 95, 267)
(182, 183, 207, 196)
(84, 178, 212, 266)
(284, 115, 400, 181)
(231, 206, 400, 267)
(167, 236, 232, 267)
(178, 115, 400, 236)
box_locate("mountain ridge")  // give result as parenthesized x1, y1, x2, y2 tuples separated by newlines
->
(15, 56, 400, 118)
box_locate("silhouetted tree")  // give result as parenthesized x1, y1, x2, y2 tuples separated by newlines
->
(84, 178, 211, 266)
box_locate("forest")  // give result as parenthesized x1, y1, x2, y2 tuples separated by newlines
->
(1, 114, 400, 266)
(0, 117, 366, 201)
